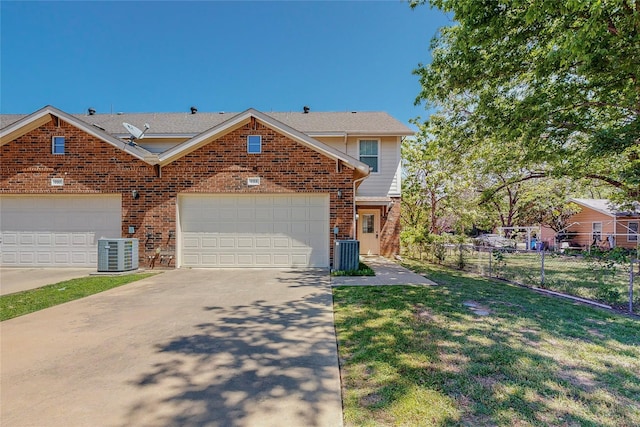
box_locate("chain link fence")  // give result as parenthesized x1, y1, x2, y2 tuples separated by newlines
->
(411, 244, 639, 314)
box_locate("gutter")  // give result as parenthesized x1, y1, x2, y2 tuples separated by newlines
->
(352, 175, 368, 238)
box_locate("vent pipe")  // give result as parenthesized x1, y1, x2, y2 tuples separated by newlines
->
(303, 106, 310, 114)
(190, 106, 198, 114)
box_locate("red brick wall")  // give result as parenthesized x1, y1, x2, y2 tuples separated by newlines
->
(1, 118, 355, 267)
(380, 197, 401, 257)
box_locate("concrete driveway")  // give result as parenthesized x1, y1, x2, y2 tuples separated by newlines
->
(0, 268, 342, 427)
(0, 267, 95, 295)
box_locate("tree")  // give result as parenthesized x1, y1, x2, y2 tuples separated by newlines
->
(401, 120, 475, 238)
(411, 0, 640, 201)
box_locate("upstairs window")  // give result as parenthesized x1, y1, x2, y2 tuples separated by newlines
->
(52, 136, 65, 154)
(359, 140, 379, 172)
(247, 135, 262, 154)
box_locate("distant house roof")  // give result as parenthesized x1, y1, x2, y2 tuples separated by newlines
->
(571, 198, 640, 217)
(1, 110, 414, 138)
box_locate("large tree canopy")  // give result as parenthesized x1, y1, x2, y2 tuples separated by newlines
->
(412, 0, 640, 201)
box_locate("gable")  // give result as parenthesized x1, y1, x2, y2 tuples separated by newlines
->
(156, 109, 370, 178)
(1, 106, 371, 180)
(0, 105, 158, 165)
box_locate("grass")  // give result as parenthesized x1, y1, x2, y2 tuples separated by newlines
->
(421, 248, 636, 311)
(333, 260, 640, 426)
(332, 262, 375, 276)
(0, 273, 156, 321)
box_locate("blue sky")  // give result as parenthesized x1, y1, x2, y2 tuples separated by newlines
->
(1, 1, 452, 128)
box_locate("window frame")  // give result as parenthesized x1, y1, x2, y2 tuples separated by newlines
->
(592, 222, 602, 241)
(247, 135, 262, 154)
(52, 136, 65, 155)
(359, 139, 379, 173)
(362, 213, 375, 234)
(628, 222, 638, 242)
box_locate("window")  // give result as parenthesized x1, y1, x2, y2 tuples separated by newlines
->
(359, 140, 379, 172)
(362, 214, 375, 234)
(52, 136, 65, 154)
(247, 135, 261, 154)
(629, 222, 638, 242)
(592, 222, 602, 241)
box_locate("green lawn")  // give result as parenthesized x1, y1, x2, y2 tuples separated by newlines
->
(0, 273, 156, 321)
(333, 261, 640, 426)
(424, 248, 635, 311)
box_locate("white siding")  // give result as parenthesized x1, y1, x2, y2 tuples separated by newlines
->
(354, 137, 400, 197)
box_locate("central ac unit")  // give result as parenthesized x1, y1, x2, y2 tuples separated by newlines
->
(97, 238, 139, 272)
(334, 240, 360, 271)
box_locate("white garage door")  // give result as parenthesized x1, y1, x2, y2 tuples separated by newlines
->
(0, 195, 121, 267)
(179, 194, 329, 267)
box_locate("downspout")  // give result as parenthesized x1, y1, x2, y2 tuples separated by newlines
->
(352, 175, 368, 239)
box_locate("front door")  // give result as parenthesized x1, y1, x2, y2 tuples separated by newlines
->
(358, 209, 380, 255)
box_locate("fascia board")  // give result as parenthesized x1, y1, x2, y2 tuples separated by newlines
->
(0, 108, 53, 144)
(569, 198, 615, 217)
(346, 131, 415, 137)
(157, 111, 252, 165)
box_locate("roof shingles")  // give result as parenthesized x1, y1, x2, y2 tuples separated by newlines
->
(1, 110, 414, 137)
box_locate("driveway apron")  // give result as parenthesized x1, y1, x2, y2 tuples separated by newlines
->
(0, 268, 343, 427)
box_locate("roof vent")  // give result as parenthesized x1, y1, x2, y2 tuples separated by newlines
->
(303, 106, 310, 114)
(190, 106, 198, 114)
(88, 107, 96, 115)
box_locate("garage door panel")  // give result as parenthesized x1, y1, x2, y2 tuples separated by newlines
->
(179, 194, 329, 268)
(255, 237, 271, 248)
(20, 252, 35, 263)
(219, 238, 236, 248)
(1, 195, 121, 267)
(37, 234, 52, 245)
(55, 234, 70, 246)
(36, 252, 52, 263)
(273, 208, 290, 219)
(201, 237, 218, 248)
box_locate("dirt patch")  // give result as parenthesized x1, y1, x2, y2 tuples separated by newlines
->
(414, 303, 436, 322)
(587, 328, 605, 338)
(463, 300, 492, 316)
(360, 392, 384, 407)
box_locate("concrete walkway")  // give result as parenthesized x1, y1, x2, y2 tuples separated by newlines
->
(330, 256, 437, 286)
(1, 268, 343, 427)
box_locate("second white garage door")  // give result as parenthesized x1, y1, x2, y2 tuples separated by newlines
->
(179, 194, 329, 267)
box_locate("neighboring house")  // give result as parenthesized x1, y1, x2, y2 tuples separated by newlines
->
(0, 105, 413, 268)
(540, 198, 640, 250)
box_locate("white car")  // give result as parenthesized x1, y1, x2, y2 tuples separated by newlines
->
(474, 234, 516, 248)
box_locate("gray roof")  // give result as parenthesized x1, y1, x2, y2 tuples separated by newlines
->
(572, 198, 640, 217)
(1, 110, 414, 137)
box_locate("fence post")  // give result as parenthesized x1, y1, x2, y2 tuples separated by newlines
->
(541, 250, 545, 286)
(630, 260, 635, 314)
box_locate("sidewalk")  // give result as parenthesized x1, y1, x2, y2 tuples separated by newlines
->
(331, 256, 437, 286)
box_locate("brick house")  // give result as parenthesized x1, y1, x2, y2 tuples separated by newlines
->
(1, 105, 413, 268)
